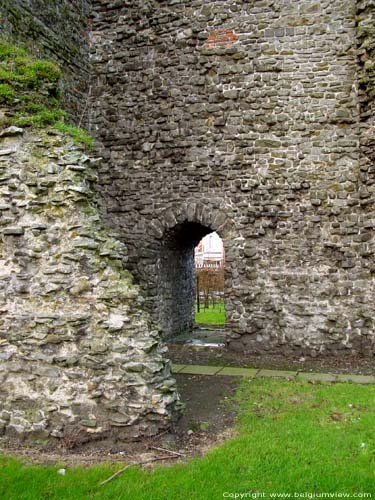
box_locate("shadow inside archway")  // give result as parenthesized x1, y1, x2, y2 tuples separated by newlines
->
(159, 221, 226, 344)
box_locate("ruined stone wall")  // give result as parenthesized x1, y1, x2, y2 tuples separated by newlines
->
(0, 0, 91, 122)
(357, 0, 375, 181)
(0, 126, 178, 441)
(90, 0, 375, 356)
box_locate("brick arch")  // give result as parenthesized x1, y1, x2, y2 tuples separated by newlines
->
(149, 203, 234, 241)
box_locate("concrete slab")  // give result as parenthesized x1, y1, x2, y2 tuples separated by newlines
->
(218, 367, 259, 377)
(179, 365, 224, 375)
(171, 364, 187, 373)
(257, 369, 297, 379)
(172, 364, 374, 384)
(297, 372, 337, 382)
(336, 374, 375, 385)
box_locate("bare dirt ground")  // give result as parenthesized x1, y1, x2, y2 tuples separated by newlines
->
(0, 374, 238, 468)
(168, 343, 375, 375)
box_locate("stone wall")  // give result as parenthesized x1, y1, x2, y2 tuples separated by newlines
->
(0, 0, 91, 122)
(357, 0, 375, 182)
(0, 0, 374, 445)
(90, 0, 375, 356)
(0, 125, 179, 441)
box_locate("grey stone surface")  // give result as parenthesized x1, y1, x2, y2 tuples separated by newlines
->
(0, 0, 375, 443)
(336, 374, 375, 384)
(179, 365, 223, 375)
(2, 1, 375, 358)
(0, 129, 180, 442)
(257, 369, 297, 379)
(297, 372, 337, 383)
(89, 0, 375, 358)
(171, 364, 187, 373)
(218, 367, 259, 377)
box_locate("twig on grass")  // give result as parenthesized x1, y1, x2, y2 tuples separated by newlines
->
(98, 455, 179, 486)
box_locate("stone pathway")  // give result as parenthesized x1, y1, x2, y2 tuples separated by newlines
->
(172, 364, 375, 384)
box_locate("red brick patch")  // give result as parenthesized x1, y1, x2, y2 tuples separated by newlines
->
(203, 29, 238, 49)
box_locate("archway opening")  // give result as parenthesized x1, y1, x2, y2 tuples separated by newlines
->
(194, 232, 226, 329)
(159, 221, 226, 344)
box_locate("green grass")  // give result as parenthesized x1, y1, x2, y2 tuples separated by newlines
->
(195, 300, 226, 325)
(0, 39, 92, 149)
(53, 122, 93, 149)
(1, 379, 374, 499)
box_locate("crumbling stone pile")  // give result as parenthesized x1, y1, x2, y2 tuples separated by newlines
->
(0, 125, 179, 441)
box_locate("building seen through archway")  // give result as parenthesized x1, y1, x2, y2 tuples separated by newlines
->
(194, 232, 226, 344)
(159, 223, 227, 345)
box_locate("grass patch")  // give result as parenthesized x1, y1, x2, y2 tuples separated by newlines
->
(0, 39, 92, 149)
(11, 108, 66, 128)
(195, 300, 226, 325)
(0, 379, 374, 499)
(53, 122, 93, 149)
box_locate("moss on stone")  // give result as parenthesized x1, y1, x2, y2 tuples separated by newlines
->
(0, 83, 15, 103)
(53, 122, 93, 150)
(0, 39, 92, 149)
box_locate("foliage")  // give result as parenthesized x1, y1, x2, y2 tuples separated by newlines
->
(0, 41, 61, 103)
(12, 108, 66, 128)
(53, 122, 93, 149)
(0, 83, 15, 103)
(0, 379, 374, 499)
(0, 40, 92, 149)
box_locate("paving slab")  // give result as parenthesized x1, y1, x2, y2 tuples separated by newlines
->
(336, 374, 375, 384)
(171, 364, 375, 384)
(171, 364, 187, 373)
(178, 365, 224, 375)
(257, 369, 297, 379)
(217, 367, 259, 377)
(297, 372, 337, 382)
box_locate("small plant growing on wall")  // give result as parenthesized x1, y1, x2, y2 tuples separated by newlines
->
(0, 39, 93, 149)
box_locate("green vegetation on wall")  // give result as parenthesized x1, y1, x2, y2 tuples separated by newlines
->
(0, 40, 92, 148)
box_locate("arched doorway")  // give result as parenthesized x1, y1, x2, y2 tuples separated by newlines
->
(158, 221, 226, 343)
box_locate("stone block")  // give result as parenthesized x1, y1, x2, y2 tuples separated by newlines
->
(336, 374, 375, 385)
(297, 372, 337, 383)
(257, 369, 297, 379)
(171, 364, 187, 373)
(179, 365, 224, 375)
(218, 367, 259, 377)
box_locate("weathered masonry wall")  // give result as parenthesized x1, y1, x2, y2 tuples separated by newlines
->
(91, 0, 375, 356)
(0, 127, 179, 441)
(0, 0, 91, 122)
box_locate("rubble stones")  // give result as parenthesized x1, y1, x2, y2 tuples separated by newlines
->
(0, 129, 180, 442)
